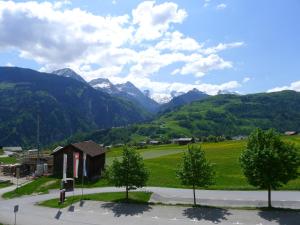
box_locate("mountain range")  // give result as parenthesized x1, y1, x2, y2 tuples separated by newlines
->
(52, 68, 210, 113)
(0, 67, 150, 147)
(2, 66, 298, 148)
(89, 78, 160, 113)
(68, 90, 300, 145)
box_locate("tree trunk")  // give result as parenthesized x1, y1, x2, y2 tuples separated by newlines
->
(193, 184, 196, 206)
(126, 186, 129, 201)
(268, 185, 272, 208)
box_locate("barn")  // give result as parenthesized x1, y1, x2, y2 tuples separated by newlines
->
(52, 140, 106, 180)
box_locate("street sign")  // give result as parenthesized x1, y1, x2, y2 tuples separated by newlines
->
(14, 205, 19, 225)
(14, 205, 19, 213)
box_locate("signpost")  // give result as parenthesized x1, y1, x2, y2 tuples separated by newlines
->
(14, 205, 19, 225)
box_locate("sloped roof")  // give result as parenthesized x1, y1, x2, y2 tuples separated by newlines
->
(52, 141, 106, 157)
(71, 141, 106, 157)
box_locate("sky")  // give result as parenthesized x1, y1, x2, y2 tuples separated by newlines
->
(0, 0, 299, 102)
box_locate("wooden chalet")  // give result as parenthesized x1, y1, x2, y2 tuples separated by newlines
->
(52, 140, 106, 180)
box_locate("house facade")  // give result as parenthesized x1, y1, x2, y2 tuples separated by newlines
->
(52, 141, 106, 180)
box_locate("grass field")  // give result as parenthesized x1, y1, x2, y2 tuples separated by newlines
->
(39, 192, 152, 208)
(2, 176, 60, 199)
(0, 156, 17, 164)
(0, 180, 13, 189)
(3, 136, 300, 199)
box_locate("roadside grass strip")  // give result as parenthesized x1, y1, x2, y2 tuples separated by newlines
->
(0, 180, 13, 189)
(2, 177, 60, 199)
(38, 191, 152, 208)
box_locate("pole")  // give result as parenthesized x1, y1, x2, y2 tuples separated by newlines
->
(81, 170, 84, 200)
(37, 113, 40, 165)
(16, 176, 18, 193)
(14, 212, 16, 225)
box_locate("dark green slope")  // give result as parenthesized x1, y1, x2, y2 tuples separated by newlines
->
(156, 90, 300, 137)
(68, 90, 300, 145)
(0, 67, 150, 147)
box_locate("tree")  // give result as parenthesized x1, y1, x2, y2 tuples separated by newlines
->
(177, 144, 215, 205)
(108, 146, 149, 200)
(240, 129, 300, 208)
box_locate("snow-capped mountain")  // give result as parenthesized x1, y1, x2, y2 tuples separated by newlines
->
(89, 78, 118, 94)
(52, 68, 86, 83)
(89, 79, 160, 113)
(159, 88, 209, 112)
(152, 94, 173, 104)
(217, 90, 240, 95)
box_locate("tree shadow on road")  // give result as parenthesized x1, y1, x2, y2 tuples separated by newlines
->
(182, 206, 231, 223)
(258, 209, 300, 225)
(101, 202, 152, 217)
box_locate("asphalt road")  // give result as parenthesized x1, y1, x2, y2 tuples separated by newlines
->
(0, 187, 300, 225)
(0, 200, 299, 225)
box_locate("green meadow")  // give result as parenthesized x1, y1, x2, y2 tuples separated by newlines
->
(3, 136, 300, 199)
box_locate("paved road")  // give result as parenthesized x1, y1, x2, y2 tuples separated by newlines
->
(0, 199, 299, 225)
(149, 187, 300, 209)
(0, 187, 300, 225)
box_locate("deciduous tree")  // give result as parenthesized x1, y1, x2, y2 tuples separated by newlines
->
(240, 129, 300, 207)
(109, 146, 149, 200)
(177, 145, 215, 205)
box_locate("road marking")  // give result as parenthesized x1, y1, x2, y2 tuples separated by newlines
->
(190, 218, 198, 222)
(152, 216, 159, 219)
(170, 217, 177, 221)
(134, 215, 141, 218)
(256, 223, 263, 225)
(233, 222, 243, 225)
(102, 212, 109, 215)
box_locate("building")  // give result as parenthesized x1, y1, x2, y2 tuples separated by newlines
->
(284, 131, 298, 136)
(173, 138, 194, 145)
(21, 149, 53, 176)
(52, 140, 106, 180)
(2, 146, 22, 156)
(2, 147, 22, 152)
(149, 140, 160, 145)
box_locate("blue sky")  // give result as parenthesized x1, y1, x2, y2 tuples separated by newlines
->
(0, 0, 299, 101)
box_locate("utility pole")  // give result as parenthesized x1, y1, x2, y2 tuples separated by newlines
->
(37, 113, 40, 165)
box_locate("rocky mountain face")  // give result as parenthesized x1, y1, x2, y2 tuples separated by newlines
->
(89, 79, 160, 113)
(159, 88, 210, 112)
(52, 68, 87, 83)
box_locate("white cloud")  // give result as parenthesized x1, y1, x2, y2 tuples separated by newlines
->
(5, 62, 14, 67)
(243, 77, 251, 83)
(202, 42, 244, 55)
(203, 0, 211, 7)
(268, 81, 300, 93)
(216, 3, 227, 10)
(54, 0, 71, 9)
(155, 31, 202, 51)
(172, 54, 233, 77)
(0, 0, 243, 98)
(132, 1, 187, 42)
(112, 0, 117, 5)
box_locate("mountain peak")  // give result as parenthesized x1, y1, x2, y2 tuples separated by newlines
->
(52, 68, 86, 83)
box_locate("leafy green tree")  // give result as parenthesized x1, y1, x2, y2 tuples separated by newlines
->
(240, 129, 300, 208)
(109, 146, 149, 200)
(177, 145, 215, 205)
